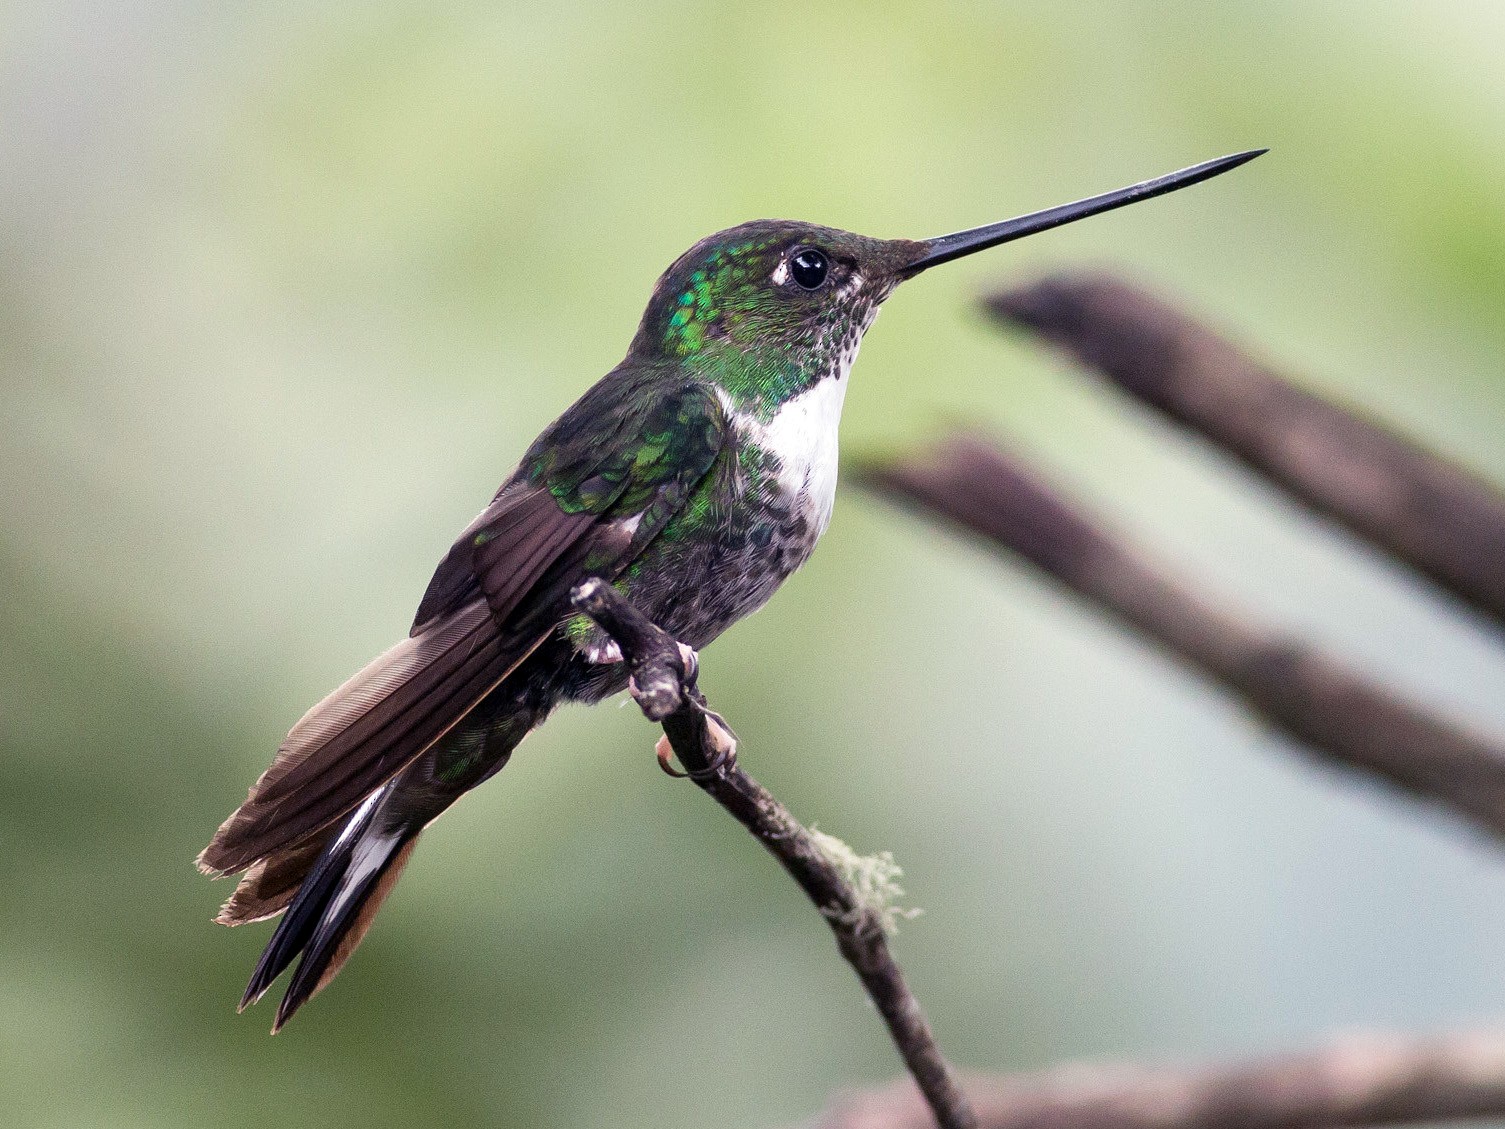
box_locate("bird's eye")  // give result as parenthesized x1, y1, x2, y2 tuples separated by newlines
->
(788, 248, 829, 290)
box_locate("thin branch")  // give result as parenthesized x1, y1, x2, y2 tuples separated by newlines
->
(570, 578, 979, 1129)
(810, 1031, 1505, 1129)
(857, 434, 1505, 841)
(985, 273, 1505, 628)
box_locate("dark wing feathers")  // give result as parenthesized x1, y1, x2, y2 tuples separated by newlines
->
(214, 830, 333, 926)
(410, 487, 598, 635)
(202, 378, 727, 880)
(476, 501, 599, 626)
(199, 600, 543, 876)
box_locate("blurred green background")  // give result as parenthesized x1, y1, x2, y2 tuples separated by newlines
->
(6, 2, 1505, 1125)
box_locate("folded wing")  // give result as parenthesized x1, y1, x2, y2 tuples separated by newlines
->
(200, 377, 727, 878)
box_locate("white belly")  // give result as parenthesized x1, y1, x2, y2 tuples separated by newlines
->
(756, 374, 847, 534)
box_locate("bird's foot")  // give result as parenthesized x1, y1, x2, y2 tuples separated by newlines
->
(627, 642, 702, 722)
(654, 711, 738, 780)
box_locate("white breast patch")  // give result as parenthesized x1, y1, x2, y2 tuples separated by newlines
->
(758, 374, 848, 534)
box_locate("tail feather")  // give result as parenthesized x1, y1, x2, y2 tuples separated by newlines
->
(239, 786, 388, 1011)
(278, 837, 418, 1030)
(215, 830, 336, 927)
(212, 643, 546, 1029)
(198, 601, 546, 877)
(234, 784, 420, 1031)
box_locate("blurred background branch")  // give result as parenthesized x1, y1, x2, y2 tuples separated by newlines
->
(808, 1031, 1505, 1129)
(985, 274, 1505, 628)
(859, 433, 1505, 841)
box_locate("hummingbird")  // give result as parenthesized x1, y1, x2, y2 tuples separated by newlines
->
(199, 149, 1263, 1030)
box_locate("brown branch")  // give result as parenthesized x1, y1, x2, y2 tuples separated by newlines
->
(985, 273, 1505, 628)
(810, 1031, 1505, 1129)
(857, 434, 1505, 841)
(570, 578, 979, 1129)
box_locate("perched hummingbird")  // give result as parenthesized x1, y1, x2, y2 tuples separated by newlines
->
(200, 150, 1263, 1030)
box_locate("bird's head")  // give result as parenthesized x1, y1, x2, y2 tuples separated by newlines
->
(629, 150, 1263, 409)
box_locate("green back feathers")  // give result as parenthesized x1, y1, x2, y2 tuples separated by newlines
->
(522, 376, 725, 521)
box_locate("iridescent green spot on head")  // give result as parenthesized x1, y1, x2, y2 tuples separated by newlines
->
(677, 319, 707, 354)
(629, 218, 913, 406)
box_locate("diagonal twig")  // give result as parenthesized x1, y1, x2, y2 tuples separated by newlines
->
(570, 578, 979, 1129)
(808, 1030, 1505, 1129)
(857, 433, 1505, 842)
(986, 273, 1505, 628)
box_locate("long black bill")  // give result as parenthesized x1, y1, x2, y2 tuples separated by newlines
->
(905, 149, 1266, 274)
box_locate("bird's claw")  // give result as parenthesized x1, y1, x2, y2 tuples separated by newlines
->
(646, 639, 737, 780)
(698, 712, 738, 777)
(656, 735, 689, 779)
(676, 642, 699, 683)
(653, 713, 738, 781)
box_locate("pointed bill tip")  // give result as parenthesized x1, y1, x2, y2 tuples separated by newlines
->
(904, 147, 1268, 274)
(1207, 147, 1268, 174)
